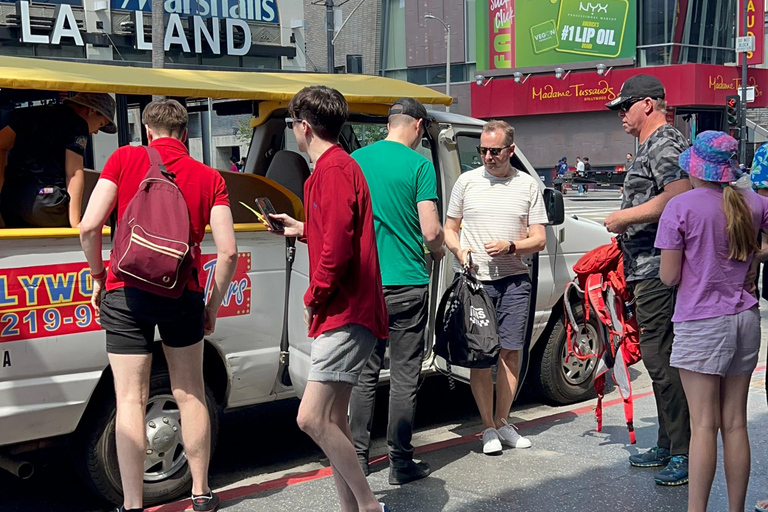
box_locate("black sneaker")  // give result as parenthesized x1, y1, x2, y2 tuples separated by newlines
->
(389, 461, 431, 485)
(192, 491, 220, 512)
(654, 455, 689, 486)
(628, 446, 672, 468)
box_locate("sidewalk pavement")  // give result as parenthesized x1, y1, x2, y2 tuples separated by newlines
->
(150, 370, 768, 512)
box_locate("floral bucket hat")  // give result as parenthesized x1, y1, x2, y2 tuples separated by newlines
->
(750, 142, 768, 189)
(679, 130, 742, 183)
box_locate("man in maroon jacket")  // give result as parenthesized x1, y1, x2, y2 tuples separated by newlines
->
(270, 86, 390, 512)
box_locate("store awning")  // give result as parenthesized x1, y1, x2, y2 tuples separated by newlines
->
(0, 55, 452, 106)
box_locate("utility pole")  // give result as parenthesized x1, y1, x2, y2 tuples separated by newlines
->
(152, 0, 165, 99)
(424, 14, 451, 112)
(740, 0, 748, 164)
(326, 0, 335, 74)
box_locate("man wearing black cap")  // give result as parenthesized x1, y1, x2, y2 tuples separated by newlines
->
(0, 92, 116, 228)
(605, 74, 692, 486)
(349, 98, 444, 484)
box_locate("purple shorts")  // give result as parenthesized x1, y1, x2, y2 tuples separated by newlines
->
(671, 306, 761, 376)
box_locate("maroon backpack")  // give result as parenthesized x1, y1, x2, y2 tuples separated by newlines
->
(111, 146, 197, 298)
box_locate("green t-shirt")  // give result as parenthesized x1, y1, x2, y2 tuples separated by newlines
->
(352, 140, 438, 286)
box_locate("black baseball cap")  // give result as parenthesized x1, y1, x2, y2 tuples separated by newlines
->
(389, 98, 432, 126)
(606, 74, 666, 110)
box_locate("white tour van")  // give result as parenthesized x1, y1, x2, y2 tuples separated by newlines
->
(0, 55, 611, 506)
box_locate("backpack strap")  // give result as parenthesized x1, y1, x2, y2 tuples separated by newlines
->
(143, 146, 173, 180)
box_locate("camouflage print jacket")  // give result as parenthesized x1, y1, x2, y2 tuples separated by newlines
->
(621, 124, 689, 282)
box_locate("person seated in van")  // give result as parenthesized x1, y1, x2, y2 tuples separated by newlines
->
(0, 92, 116, 228)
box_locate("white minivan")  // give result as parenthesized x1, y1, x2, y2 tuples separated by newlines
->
(0, 55, 611, 506)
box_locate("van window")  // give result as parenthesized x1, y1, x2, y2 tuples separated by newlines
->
(343, 123, 435, 166)
(457, 134, 482, 172)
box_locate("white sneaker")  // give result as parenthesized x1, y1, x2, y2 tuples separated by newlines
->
(496, 419, 532, 449)
(481, 428, 503, 455)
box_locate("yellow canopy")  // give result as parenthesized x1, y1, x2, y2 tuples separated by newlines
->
(0, 55, 452, 106)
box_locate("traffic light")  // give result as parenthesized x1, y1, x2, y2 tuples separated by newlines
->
(726, 95, 741, 128)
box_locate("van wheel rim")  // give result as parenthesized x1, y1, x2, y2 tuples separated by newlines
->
(143, 395, 186, 482)
(560, 325, 598, 386)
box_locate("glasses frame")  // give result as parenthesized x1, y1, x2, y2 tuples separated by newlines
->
(618, 97, 649, 113)
(476, 145, 512, 156)
(285, 117, 302, 129)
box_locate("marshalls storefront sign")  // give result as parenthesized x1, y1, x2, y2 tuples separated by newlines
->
(12, 0, 279, 56)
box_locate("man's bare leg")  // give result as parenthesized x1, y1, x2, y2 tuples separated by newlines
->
(163, 341, 211, 496)
(109, 353, 152, 511)
(298, 381, 380, 512)
(494, 349, 521, 428)
(469, 368, 496, 430)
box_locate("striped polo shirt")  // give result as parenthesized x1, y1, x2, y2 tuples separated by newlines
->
(447, 166, 548, 281)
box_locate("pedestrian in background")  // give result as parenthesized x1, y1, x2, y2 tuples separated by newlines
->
(604, 74, 692, 486)
(656, 131, 768, 512)
(229, 156, 239, 173)
(266, 86, 391, 512)
(349, 98, 444, 485)
(444, 120, 547, 455)
(79, 99, 238, 512)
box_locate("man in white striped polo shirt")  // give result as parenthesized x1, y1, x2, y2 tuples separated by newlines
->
(444, 120, 548, 455)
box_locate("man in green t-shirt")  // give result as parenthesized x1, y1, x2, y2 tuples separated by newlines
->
(349, 98, 444, 485)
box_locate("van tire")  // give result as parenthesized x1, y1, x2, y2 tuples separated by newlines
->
(72, 370, 219, 506)
(534, 307, 599, 405)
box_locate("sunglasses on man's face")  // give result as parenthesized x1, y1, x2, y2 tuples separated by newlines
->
(476, 145, 511, 156)
(285, 117, 302, 129)
(618, 98, 646, 113)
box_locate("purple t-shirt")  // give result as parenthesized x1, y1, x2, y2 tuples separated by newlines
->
(655, 187, 768, 322)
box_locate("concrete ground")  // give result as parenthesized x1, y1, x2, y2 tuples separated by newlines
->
(142, 366, 768, 512)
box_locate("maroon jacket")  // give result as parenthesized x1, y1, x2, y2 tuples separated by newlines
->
(303, 145, 388, 340)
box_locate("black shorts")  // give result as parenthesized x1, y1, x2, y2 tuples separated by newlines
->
(100, 287, 205, 355)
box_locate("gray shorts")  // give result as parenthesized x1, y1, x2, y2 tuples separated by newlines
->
(671, 306, 761, 376)
(308, 323, 377, 385)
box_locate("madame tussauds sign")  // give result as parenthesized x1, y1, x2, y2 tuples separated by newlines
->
(14, 0, 279, 56)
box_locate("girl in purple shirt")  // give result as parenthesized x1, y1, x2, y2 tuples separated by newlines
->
(656, 131, 768, 512)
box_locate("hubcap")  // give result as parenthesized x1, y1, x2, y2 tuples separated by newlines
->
(143, 395, 186, 482)
(560, 324, 598, 386)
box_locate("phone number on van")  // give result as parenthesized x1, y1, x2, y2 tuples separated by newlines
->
(0, 253, 252, 343)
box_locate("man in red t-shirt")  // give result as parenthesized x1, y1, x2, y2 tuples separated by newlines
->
(79, 100, 238, 512)
(269, 86, 390, 512)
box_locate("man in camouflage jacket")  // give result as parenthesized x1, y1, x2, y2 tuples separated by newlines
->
(604, 75, 692, 487)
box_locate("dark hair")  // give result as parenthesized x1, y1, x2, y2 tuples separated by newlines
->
(288, 86, 348, 142)
(142, 99, 187, 138)
(230, 156, 237, 163)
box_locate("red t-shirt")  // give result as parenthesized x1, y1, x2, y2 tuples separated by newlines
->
(100, 138, 230, 292)
(303, 145, 388, 340)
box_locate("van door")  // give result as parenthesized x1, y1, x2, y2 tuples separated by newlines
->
(431, 127, 546, 391)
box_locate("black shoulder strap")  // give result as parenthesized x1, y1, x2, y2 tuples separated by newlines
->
(277, 237, 296, 387)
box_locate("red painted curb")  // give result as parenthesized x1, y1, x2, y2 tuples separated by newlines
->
(146, 387, 667, 512)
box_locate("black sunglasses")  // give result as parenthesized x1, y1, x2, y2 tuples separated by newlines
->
(618, 97, 646, 113)
(477, 145, 511, 156)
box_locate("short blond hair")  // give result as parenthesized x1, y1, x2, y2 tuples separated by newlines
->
(482, 120, 515, 145)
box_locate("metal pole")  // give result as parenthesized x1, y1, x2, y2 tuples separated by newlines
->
(151, 0, 165, 100)
(445, 24, 451, 113)
(741, 0, 748, 164)
(326, 0, 335, 74)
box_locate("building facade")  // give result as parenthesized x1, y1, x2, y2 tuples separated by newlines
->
(0, 0, 306, 170)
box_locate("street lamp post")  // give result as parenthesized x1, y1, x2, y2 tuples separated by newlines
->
(424, 13, 451, 112)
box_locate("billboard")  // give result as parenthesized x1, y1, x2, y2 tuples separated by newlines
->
(477, 0, 637, 71)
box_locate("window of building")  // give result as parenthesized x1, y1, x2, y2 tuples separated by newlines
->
(465, 0, 476, 64)
(638, 0, 736, 66)
(383, 0, 406, 71)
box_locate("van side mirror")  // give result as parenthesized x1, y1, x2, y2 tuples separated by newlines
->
(543, 188, 565, 225)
